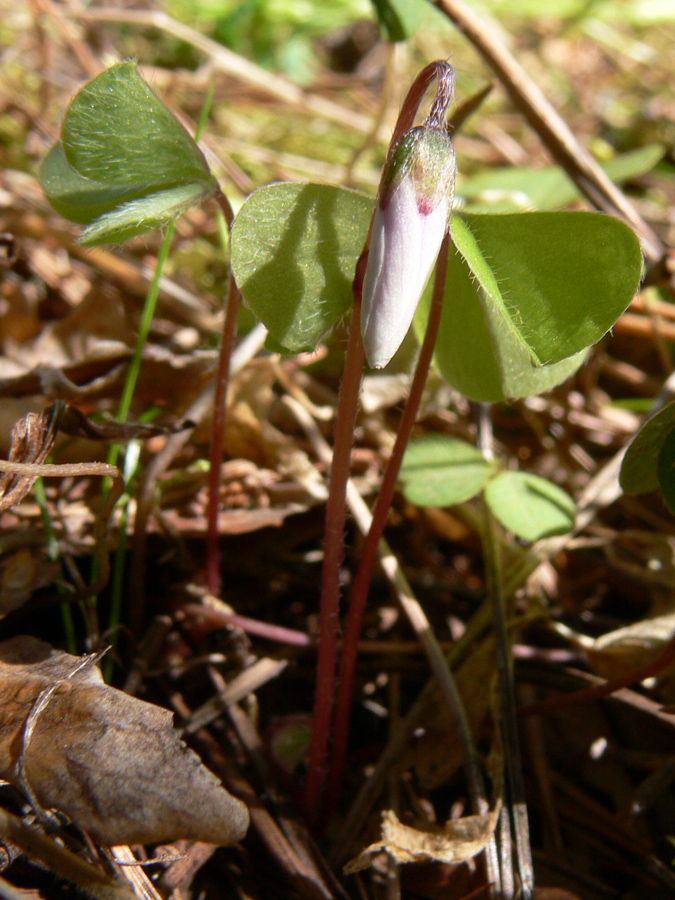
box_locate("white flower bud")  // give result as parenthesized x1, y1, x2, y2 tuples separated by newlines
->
(361, 125, 455, 369)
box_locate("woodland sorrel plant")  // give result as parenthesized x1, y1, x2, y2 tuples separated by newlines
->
(301, 60, 458, 820)
(41, 58, 643, 829)
(41, 61, 241, 602)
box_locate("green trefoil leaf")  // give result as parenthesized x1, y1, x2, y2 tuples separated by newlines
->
(40, 61, 218, 244)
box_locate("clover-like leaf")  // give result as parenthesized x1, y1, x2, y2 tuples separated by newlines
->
(621, 400, 675, 496)
(485, 471, 575, 541)
(399, 435, 495, 507)
(40, 61, 218, 245)
(451, 212, 642, 366)
(657, 427, 675, 515)
(231, 183, 372, 353)
(231, 188, 641, 393)
(417, 210, 642, 402)
(416, 232, 585, 402)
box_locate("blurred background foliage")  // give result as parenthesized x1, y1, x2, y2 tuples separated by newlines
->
(3, 0, 673, 368)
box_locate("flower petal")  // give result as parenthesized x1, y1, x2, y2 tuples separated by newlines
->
(361, 176, 448, 369)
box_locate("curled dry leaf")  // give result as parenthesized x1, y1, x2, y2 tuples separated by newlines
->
(0, 344, 133, 403)
(59, 403, 192, 442)
(555, 614, 675, 680)
(0, 636, 250, 846)
(225, 359, 327, 500)
(0, 403, 63, 512)
(344, 803, 501, 874)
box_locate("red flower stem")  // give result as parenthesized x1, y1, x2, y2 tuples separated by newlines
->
(206, 191, 239, 596)
(302, 62, 454, 820)
(325, 232, 451, 813)
(383, 61, 454, 175)
(215, 189, 235, 229)
(302, 256, 367, 822)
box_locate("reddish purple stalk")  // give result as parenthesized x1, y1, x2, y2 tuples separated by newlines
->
(326, 232, 451, 813)
(302, 257, 367, 821)
(303, 61, 455, 823)
(206, 193, 240, 596)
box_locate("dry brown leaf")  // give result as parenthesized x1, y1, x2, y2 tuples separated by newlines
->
(0, 342, 133, 401)
(343, 803, 501, 873)
(0, 548, 61, 614)
(0, 636, 249, 846)
(224, 359, 326, 499)
(555, 615, 675, 680)
(59, 404, 191, 442)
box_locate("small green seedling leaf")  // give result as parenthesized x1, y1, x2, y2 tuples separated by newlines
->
(230, 183, 372, 353)
(399, 435, 495, 507)
(485, 471, 575, 542)
(620, 400, 675, 495)
(657, 427, 675, 514)
(40, 61, 218, 244)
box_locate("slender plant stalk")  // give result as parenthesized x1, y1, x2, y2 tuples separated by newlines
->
(380, 61, 450, 177)
(303, 267, 366, 821)
(103, 440, 141, 680)
(497, 803, 515, 900)
(96, 220, 176, 666)
(106, 501, 131, 675)
(102, 90, 215, 658)
(479, 404, 534, 899)
(486, 506, 533, 898)
(206, 264, 241, 594)
(110, 82, 215, 433)
(109, 223, 177, 462)
(303, 61, 456, 821)
(72, 234, 167, 648)
(128, 325, 267, 632)
(326, 237, 502, 892)
(205, 191, 238, 595)
(326, 233, 450, 809)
